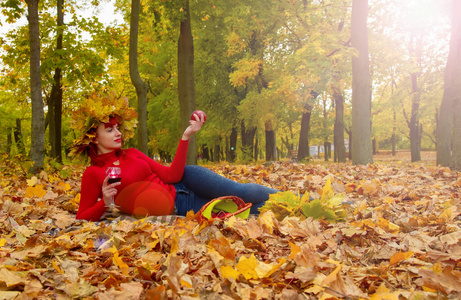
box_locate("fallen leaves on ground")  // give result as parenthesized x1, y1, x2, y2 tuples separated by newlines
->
(0, 156, 460, 299)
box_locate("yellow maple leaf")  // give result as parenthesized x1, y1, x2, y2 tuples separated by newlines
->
(25, 185, 47, 198)
(27, 176, 38, 187)
(261, 258, 286, 279)
(220, 265, 240, 280)
(369, 283, 400, 300)
(289, 241, 301, 260)
(431, 263, 443, 275)
(100, 241, 116, 253)
(363, 219, 376, 228)
(57, 181, 71, 191)
(255, 261, 275, 279)
(113, 252, 129, 276)
(439, 206, 456, 221)
(304, 273, 326, 294)
(52, 261, 64, 274)
(84, 239, 95, 251)
(180, 277, 193, 288)
(0, 238, 6, 247)
(376, 218, 400, 234)
(71, 193, 81, 205)
(258, 211, 275, 234)
(320, 177, 334, 203)
(321, 263, 342, 286)
(422, 286, 438, 293)
(169, 233, 180, 256)
(48, 174, 57, 183)
(235, 254, 259, 280)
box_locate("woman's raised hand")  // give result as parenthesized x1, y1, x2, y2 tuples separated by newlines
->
(182, 111, 206, 140)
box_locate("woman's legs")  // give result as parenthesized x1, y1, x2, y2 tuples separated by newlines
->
(175, 165, 278, 214)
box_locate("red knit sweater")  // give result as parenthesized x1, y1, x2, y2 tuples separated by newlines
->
(76, 140, 189, 221)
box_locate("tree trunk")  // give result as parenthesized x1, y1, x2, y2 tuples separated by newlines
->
(254, 134, 259, 161)
(391, 110, 396, 156)
(178, 0, 196, 165)
(409, 72, 421, 162)
(332, 86, 346, 162)
(297, 105, 312, 161)
(447, 1, 461, 170)
(14, 119, 25, 155)
(281, 136, 293, 152)
(241, 120, 256, 162)
(324, 141, 331, 161)
(27, 0, 45, 173)
(130, 0, 149, 155)
(202, 145, 210, 161)
(351, 0, 373, 165)
(437, 0, 461, 168)
(213, 144, 221, 162)
(265, 120, 276, 161)
(7, 130, 12, 154)
(452, 96, 461, 170)
(49, 0, 63, 162)
(228, 127, 237, 162)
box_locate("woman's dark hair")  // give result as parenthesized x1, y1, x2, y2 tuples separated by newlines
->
(89, 116, 124, 166)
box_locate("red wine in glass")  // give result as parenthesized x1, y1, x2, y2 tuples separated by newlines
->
(106, 167, 121, 208)
(108, 177, 122, 184)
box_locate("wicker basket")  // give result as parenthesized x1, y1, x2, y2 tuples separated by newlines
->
(196, 196, 252, 223)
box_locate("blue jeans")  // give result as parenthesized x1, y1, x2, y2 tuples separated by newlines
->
(174, 165, 278, 216)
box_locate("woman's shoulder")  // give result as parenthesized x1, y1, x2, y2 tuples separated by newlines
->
(82, 165, 101, 178)
(124, 148, 143, 156)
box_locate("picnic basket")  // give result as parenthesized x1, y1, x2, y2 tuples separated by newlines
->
(196, 196, 252, 223)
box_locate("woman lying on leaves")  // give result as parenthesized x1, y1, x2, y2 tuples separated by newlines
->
(72, 91, 278, 222)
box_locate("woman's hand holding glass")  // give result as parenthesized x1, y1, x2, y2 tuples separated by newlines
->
(103, 167, 122, 208)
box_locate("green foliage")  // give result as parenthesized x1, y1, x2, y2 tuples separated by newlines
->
(259, 191, 308, 221)
(0, 0, 24, 22)
(1, 154, 34, 177)
(0, 0, 452, 162)
(301, 200, 337, 222)
(43, 156, 73, 179)
(260, 177, 346, 222)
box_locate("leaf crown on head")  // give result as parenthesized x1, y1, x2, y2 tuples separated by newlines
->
(70, 89, 138, 157)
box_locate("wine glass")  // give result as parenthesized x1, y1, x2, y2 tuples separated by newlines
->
(106, 166, 121, 208)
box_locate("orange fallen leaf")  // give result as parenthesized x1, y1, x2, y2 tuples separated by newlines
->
(389, 251, 414, 266)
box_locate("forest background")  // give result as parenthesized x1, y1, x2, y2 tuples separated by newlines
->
(2, 1, 461, 298)
(0, 0, 460, 171)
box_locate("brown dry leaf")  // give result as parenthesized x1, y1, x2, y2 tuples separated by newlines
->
(98, 282, 144, 300)
(53, 212, 76, 229)
(389, 251, 414, 266)
(415, 266, 461, 294)
(0, 268, 25, 289)
(2, 157, 461, 298)
(285, 266, 317, 283)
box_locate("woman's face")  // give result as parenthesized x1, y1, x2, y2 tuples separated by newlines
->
(94, 120, 122, 154)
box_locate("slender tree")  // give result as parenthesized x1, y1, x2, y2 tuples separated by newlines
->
(265, 120, 276, 161)
(26, 0, 45, 173)
(351, 0, 373, 165)
(437, 0, 461, 168)
(438, 0, 461, 170)
(48, 0, 64, 162)
(297, 101, 314, 162)
(178, 0, 196, 165)
(332, 83, 347, 162)
(130, 0, 149, 155)
(405, 36, 422, 162)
